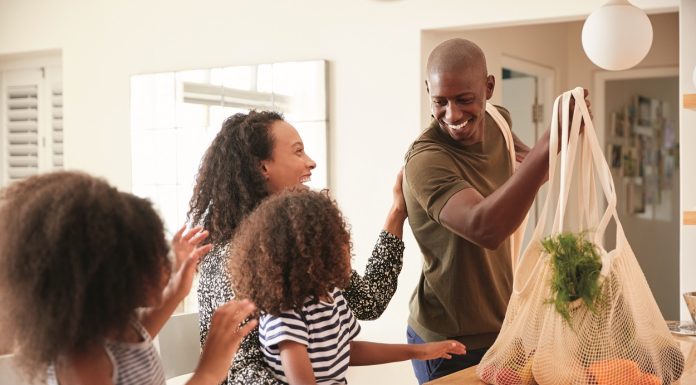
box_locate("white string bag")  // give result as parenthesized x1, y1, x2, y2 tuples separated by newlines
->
(477, 87, 684, 385)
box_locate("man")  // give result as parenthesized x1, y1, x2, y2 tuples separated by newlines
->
(403, 38, 588, 384)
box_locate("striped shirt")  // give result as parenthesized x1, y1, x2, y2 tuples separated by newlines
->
(47, 320, 166, 385)
(258, 289, 361, 385)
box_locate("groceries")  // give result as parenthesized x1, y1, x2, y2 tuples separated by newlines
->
(476, 88, 685, 385)
(542, 232, 603, 324)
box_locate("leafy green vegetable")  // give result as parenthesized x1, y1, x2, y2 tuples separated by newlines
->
(542, 232, 603, 324)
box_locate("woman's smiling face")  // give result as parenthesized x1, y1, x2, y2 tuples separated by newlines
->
(261, 120, 317, 194)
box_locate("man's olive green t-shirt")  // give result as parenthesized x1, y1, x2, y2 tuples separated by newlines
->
(404, 106, 514, 350)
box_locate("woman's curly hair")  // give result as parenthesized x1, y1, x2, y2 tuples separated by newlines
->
(187, 110, 283, 246)
(229, 189, 352, 315)
(0, 171, 169, 379)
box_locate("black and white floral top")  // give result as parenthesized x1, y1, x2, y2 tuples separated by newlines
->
(197, 230, 405, 385)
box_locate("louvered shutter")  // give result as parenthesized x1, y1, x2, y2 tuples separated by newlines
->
(46, 68, 63, 170)
(1, 70, 42, 184)
(52, 87, 63, 169)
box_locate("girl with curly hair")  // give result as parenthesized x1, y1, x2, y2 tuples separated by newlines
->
(189, 111, 408, 384)
(0, 171, 257, 385)
(230, 189, 465, 385)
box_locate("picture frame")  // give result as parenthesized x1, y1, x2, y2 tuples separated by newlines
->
(610, 112, 625, 138)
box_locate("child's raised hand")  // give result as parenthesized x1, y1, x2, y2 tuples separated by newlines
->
(172, 225, 210, 271)
(188, 300, 258, 385)
(415, 340, 466, 360)
(138, 227, 213, 338)
(169, 225, 212, 302)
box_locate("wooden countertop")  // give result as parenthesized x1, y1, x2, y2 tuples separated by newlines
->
(426, 335, 696, 385)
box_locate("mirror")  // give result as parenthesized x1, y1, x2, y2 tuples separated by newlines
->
(130, 60, 328, 234)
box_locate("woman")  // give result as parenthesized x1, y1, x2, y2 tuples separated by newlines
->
(189, 110, 407, 385)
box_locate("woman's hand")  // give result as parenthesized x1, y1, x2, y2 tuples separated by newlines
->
(188, 300, 258, 385)
(414, 340, 467, 360)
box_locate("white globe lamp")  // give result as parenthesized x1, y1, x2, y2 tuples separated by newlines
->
(582, 0, 653, 71)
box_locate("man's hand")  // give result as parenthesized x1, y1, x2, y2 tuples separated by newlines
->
(556, 88, 592, 152)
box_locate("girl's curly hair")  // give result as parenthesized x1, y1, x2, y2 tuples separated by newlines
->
(187, 110, 283, 246)
(229, 189, 352, 315)
(0, 171, 169, 379)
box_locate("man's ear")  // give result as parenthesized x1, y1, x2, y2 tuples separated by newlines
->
(485, 75, 495, 100)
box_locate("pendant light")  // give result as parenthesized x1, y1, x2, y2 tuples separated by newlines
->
(582, 0, 653, 71)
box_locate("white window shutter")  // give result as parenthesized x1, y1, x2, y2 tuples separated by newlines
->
(45, 67, 63, 170)
(0, 66, 62, 185)
(1, 69, 43, 184)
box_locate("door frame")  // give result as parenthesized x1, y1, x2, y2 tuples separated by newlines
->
(501, 55, 556, 137)
(501, 55, 555, 230)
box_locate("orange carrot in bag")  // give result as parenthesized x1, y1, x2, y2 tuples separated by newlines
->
(589, 359, 640, 385)
(636, 373, 662, 385)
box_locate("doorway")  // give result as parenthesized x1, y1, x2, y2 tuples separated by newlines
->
(595, 67, 680, 320)
(501, 56, 554, 250)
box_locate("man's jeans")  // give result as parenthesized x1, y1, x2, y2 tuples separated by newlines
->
(406, 325, 488, 385)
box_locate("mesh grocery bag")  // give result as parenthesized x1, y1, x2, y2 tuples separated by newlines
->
(477, 87, 685, 385)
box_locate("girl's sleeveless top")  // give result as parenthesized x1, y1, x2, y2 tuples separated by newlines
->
(46, 320, 166, 385)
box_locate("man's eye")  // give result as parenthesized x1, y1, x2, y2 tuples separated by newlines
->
(433, 100, 447, 106)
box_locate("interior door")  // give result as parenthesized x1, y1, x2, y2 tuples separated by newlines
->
(502, 75, 538, 252)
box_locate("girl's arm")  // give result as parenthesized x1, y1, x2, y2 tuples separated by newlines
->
(278, 340, 317, 385)
(349, 340, 466, 366)
(343, 171, 407, 320)
(141, 226, 211, 337)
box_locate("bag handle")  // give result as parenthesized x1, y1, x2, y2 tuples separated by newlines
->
(514, 92, 577, 291)
(514, 87, 626, 293)
(559, 88, 626, 274)
(486, 103, 529, 269)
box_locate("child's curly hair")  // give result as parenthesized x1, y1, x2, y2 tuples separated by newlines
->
(0, 171, 169, 379)
(229, 189, 352, 315)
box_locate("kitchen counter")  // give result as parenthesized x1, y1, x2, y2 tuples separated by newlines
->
(425, 335, 696, 385)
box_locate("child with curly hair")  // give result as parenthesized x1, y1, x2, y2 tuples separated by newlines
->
(0, 171, 257, 385)
(229, 189, 466, 385)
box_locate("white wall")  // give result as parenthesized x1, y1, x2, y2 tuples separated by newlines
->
(0, 1, 681, 383)
(680, 0, 696, 321)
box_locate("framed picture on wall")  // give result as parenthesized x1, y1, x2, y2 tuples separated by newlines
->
(610, 112, 625, 137)
(608, 144, 622, 169)
(627, 178, 645, 214)
(634, 95, 654, 136)
(622, 147, 639, 177)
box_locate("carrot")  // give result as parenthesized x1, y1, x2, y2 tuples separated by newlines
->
(589, 359, 640, 385)
(636, 373, 662, 385)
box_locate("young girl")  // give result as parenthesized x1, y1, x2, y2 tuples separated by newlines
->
(229, 189, 466, 385)
(0, 171, 257, 385)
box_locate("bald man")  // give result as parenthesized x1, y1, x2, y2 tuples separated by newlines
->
(403, 38, 587, 383)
